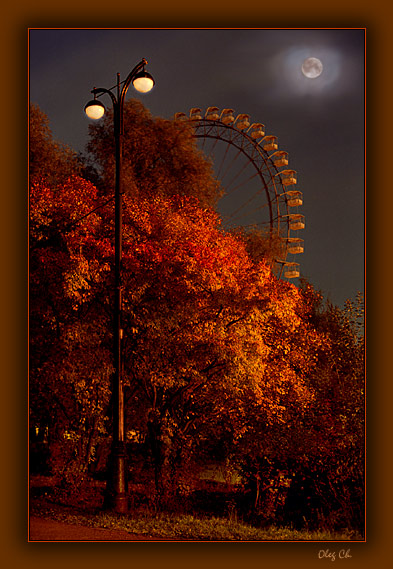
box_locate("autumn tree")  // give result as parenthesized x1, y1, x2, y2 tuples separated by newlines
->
(231, 282, 365, 533)
(29, 174, 116, 494)
(293, 284, 365, 531)
(29, 104, 117, 493)
(97, 187, 324, 506)
(85, 99, 222, 208)
(232, 226, 288, 271)
(29, 103, 81, 186)
(29, 100, 223, 497)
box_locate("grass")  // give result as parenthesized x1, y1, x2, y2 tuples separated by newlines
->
(30, 499, 362, 541)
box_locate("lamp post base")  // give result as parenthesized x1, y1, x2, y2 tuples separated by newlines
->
(104, 441, 128, 514)
(110, 493, 128, 515)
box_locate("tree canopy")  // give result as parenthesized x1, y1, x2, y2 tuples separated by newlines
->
(86, 99, 222, 208)
(29, 103, 81, 186)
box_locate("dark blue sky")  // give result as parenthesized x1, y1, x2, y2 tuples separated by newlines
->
(29, 28, 365, 307)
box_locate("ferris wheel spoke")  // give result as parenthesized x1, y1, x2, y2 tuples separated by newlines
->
(216, 140, 233, 179)
(222, 157, 256, 192)
(226, 189, 269, 220)
(241, 222, 272, 230)
(254, 201, 271, 212)
(203, 137, 221, 162)
(230, 214, 272, 227)
(215, 146, 243, 181)
(223, 170, 262, 197)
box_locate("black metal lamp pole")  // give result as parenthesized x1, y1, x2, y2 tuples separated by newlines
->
(85, 59, 154, 513)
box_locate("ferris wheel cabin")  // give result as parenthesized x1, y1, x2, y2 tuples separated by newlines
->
(189, 107, 203, 120)
(234, 114, 251, 130)
(220, 109, 235, 124)
(248, 123, 265, 139)
(286, 190, 303, 207)
(284, 262, 300, 279)
(289, 214, 305, 231)
(262, 135, 278, 152)
(287, 237, 304, 254)
(174, 112, 187, 121)
(205, 106, 220, 120)
(273, 150, 289, 168)
(280, 169, 297, 186)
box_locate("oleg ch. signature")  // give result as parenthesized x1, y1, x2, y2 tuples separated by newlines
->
(318, 549, 352, 562)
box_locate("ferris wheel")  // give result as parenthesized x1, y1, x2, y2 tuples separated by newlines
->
(174, 106, 305, 279)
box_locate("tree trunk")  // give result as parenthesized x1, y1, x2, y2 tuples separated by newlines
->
(147, 409, 173, 507)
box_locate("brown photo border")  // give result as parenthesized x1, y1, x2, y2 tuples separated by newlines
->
(4, 2, 389, 567)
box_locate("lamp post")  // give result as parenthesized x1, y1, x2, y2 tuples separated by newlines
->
(84, 58, 155, 513)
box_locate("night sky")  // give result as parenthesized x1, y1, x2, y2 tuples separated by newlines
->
(29, 28, 365, 308)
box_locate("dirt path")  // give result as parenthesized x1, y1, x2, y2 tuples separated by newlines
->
(29, 516, 172, 542)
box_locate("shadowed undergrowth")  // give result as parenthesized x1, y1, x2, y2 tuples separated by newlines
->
(30, 497, 362, 542)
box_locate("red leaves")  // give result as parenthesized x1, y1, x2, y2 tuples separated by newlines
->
(30, 168, 331, 449)
(30, 176, 112, 312)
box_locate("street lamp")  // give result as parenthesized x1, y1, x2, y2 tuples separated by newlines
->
(84, 58, 155, 514)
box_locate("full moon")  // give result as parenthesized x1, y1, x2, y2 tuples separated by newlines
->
(301, 57, 323, 78)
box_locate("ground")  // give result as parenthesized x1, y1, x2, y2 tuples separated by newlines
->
(29, 475, 174, 542)
(29, 516, 173, 542)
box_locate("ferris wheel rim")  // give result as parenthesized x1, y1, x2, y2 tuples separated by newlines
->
(175, 108, 305, 279)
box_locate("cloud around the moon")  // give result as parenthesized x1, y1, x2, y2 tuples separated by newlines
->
(266, 44, 353, 99)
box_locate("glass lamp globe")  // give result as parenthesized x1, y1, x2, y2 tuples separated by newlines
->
(132, 71, 155, 93)
(84, 99, 106, 120)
